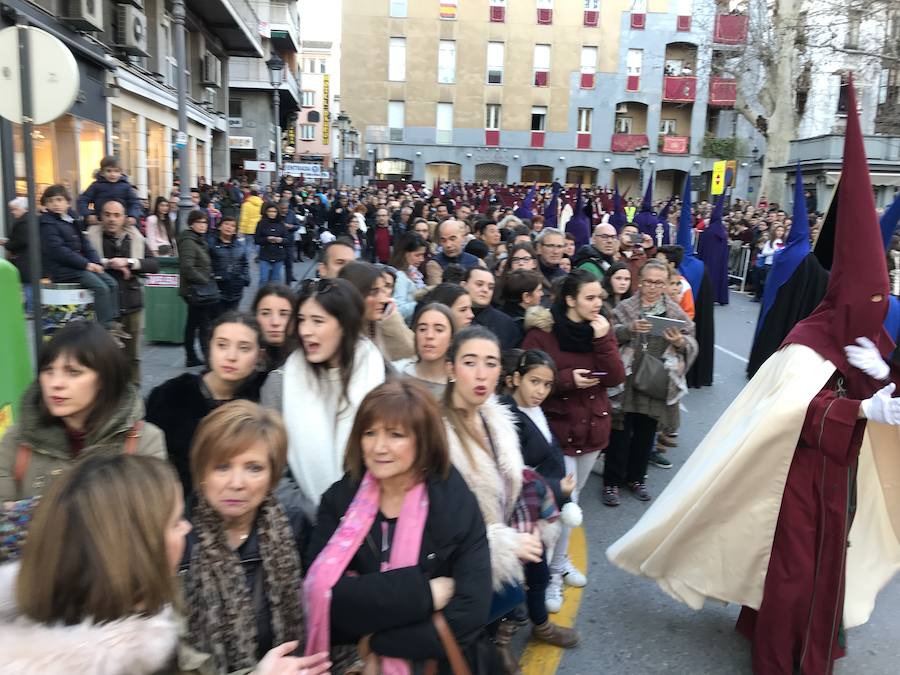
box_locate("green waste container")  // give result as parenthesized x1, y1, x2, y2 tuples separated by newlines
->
(0, 260, 32, 436)
(144, 257, 187, 343)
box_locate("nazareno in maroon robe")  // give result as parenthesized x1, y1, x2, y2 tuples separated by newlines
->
(735, 378, 867, 674)
(735, 74, 893, 675)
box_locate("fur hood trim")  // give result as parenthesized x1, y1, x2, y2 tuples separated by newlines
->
(0, 563, 179, 675)
(444, 397, 525, 590)
(524, 305, 554, 333)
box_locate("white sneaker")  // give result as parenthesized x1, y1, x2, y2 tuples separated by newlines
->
(562, 558, 587, 588)
(545, 573, 564, 614)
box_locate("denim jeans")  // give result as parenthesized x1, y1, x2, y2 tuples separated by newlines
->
(259, 259, 283, 285)
(76, 269, 119, 325)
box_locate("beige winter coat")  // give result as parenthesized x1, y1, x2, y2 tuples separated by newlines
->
(444, 396, 525, 590)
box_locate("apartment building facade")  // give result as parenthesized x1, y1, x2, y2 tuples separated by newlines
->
(340, 0, 760, 199)
(294, 40, 334, 172)
(228, 0, 302, 185)
(0, 0, 264, 217)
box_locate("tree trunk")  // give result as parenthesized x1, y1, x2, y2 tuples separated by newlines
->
(757, 0, 801, 206)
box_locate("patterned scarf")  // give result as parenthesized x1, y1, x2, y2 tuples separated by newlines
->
(304, 472, 429, 675)
(407, 265, 425, 289)
(184, 494, 304, 673)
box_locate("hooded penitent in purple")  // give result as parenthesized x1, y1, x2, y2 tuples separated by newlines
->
(514, 184, 537, 220)
(609, 184, 628, 232)
(633, 177, 660, 240)
(566, 184, 591, 249)
(543, 182, 561, 228)
(697, 194, 729, 305)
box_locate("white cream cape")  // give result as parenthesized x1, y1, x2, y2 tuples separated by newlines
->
(606, 343, 900, 628)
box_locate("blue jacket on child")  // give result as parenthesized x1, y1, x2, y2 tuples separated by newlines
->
(77, 175, 142, 221)
(40, 210, 101, 282)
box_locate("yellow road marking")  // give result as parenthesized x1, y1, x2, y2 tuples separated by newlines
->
(520, 526, 588, 675)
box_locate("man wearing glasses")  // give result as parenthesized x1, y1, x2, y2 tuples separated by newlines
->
(572, 224, 619, 281)
(536, 228, 568, 286)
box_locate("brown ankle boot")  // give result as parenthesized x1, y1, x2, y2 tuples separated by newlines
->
(532, 620, 581, 648)
(493, 620, 523, 675)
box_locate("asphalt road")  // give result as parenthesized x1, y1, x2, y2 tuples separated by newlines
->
(554, 293, 900, 675)
(138, 270, 898, 674)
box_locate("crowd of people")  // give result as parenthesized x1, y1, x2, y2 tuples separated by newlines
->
(0, 154, 714, 674)
(2, 135, 898, 674)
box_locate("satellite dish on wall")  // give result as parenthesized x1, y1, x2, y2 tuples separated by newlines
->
(0, 26, 80, 125)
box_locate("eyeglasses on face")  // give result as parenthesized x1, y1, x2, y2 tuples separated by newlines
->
(594, 234, 616, 240)
(541, 243, 565, 250)
(640, 280, 666, 288)
(300, 277, 336, 295)
(512, 255, 534, 263)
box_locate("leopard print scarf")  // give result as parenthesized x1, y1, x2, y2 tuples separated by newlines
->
(184, 494, 304, 672)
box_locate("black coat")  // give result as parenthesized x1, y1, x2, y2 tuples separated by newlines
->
(501, 395, 568, 507)
(5, 214, 30, 282)
(308, 468, 492, 667)
(255, 217, 288, 262)
(39, 211, 101, 282)
(210, 236, 250, 302)
(145, 372, 264, 498)
(472, 305, 522, 350)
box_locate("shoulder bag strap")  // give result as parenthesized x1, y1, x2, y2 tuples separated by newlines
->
(13, 443, 32, 485)
(426, 611, 472, 675)
(123, 420, 144, 455)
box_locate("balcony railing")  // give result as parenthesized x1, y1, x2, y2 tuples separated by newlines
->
(709, 77, 737, 107)
(714, 14, 749, 45)
(230, 56, 301, 102)
(663, 76, 697, 102)
(250, 0, 301, 51)
(611, 133, 650, 153)
(659, 136, 690, 154)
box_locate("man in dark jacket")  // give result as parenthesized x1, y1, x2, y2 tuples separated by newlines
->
(255, 203, 288, 284)
(77, 156, 142, 225)
(87, 198, 159, 382)
(40, 184, 121, 327)
(573, 224, 617, 281)
(462, 267, 521, 350)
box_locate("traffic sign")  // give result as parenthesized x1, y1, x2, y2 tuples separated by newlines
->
(711, 160, 727, 195)
(243, 160, 276, 171)
(0, 27, 79, 125)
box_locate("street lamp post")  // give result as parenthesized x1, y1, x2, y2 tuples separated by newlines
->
(336, 112, 350, 187)
(172, 0, 192, 230)
(635, 145, 650, 193)
(266, 52, 285, 187)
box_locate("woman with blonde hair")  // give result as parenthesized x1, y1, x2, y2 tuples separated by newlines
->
(182, 400, 313, 673)
(0, 453, 329, 674)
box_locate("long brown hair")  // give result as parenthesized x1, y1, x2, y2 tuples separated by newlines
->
(344, 380, 450, 480)
(17, 455, 180, 625)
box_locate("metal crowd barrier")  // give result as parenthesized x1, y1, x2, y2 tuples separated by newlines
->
(728, 245, 751, 294)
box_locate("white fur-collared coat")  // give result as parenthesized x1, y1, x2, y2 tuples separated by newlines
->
(444, 396, 526, 591)
(0, 563, 219, 675)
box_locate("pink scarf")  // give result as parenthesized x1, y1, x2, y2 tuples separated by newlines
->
(304, 472, 430, 674)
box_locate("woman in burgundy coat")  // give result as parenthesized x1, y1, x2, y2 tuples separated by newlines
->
(522, 269, 625, 602)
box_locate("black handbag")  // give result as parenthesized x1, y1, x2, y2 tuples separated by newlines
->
(187, 280, 221, 305)
(633, 339, 669, 400)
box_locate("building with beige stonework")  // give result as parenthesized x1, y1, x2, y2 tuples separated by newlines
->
(340, 0, 763, 200)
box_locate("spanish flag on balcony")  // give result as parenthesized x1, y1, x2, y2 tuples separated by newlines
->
(440, 1, 458, 19)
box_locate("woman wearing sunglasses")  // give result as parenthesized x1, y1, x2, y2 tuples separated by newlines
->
(261, 277, 386, 521)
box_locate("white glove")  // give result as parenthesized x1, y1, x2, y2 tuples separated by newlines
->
(860, 383, 900, 425)
(844, 337, 891, 381)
